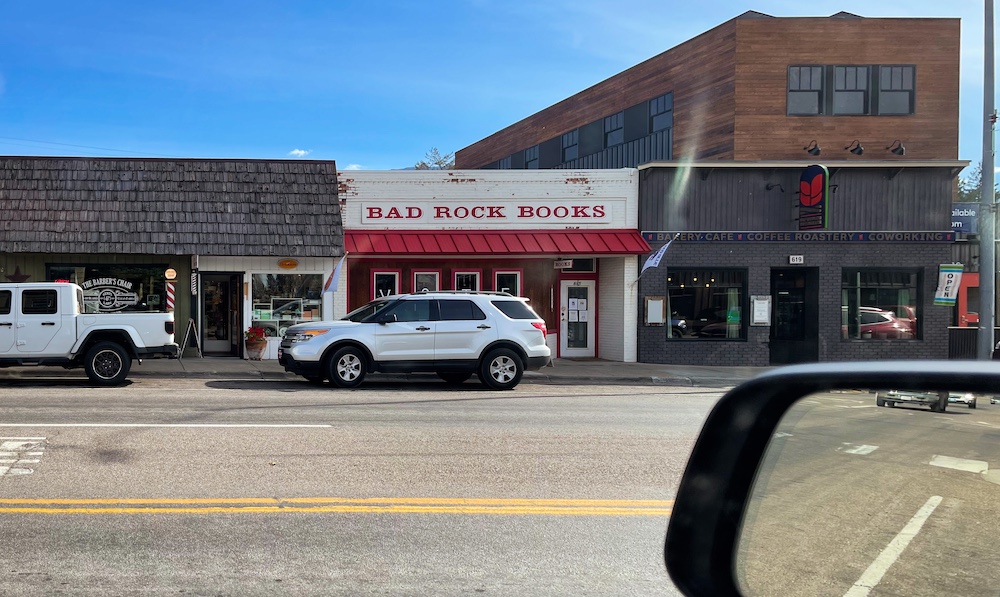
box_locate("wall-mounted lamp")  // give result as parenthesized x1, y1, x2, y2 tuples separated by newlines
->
(765, 183, 785, 192)
(845, 140, 864, 155)
(803, 140, 821, 156)
(886, 140, 905, 155)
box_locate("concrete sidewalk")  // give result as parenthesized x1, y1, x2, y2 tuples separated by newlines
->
(66, 356, 766, 388)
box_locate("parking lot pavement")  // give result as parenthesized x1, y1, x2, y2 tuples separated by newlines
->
(0, 356, 767, 388)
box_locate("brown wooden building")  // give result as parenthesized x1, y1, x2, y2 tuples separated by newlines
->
(0, 156, 342, 359)
(455, 11, 965, 366)
(456, 11, 959, 169)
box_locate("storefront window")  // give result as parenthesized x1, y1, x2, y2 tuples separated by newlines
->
(413, 272, 439, 292)
(374, 272, 399, 298)
(667, 269, 746, 340)
(251, 273, 323, 339)
(47, 264, 169, 313)
(842, 269, 918, 340)
(495, 271, 521, 295)
(455, 272, 480, 291)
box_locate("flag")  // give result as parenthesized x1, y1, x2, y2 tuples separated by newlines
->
(641, 235, 676, 274)
(324, 253, 348, 294)
(933, 263, 963, 306)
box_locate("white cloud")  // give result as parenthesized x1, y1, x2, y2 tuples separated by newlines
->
(288, 148, 311, 157)
(344, 163, 364, 170)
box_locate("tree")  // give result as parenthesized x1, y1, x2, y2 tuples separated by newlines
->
(958, 161, 1000, 202)
(414, 147, 455, 170)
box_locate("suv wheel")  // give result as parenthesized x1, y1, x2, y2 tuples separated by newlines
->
(327, 346, 366, 388)
(479, 348, 523, 390)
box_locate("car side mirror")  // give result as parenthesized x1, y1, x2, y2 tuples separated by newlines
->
(377, 314, 397, 325)
(664, 360, 1000, 597)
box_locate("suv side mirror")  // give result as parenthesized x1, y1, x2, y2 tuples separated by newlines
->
(665, 360, 1000, 597)
(377, 314, 397, 325)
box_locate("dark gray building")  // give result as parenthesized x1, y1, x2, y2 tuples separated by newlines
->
(637, 160, 967, 366)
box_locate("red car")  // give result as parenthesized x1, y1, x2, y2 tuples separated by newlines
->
(842, 306, 914, 340)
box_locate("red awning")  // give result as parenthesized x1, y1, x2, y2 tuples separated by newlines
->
(346, 230, 650, 256)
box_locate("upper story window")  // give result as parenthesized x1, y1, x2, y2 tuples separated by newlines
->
(561, 130, 579, 162)
(788, 64, 915, 116)
(833, 66, 869, 115)
(604, 112, 624, 147)
(788, 66, 825, 115)
(497, 156, 512, 169)
(649, 93, 674, 132)
(879, 65, 916, 115)
(524, 145, 539, 169)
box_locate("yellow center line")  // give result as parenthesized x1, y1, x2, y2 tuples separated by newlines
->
(0, 497, 673, 516)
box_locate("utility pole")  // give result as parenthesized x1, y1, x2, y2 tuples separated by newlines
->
(979, 0, 997, 360)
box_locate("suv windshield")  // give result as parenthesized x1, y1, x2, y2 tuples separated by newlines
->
(342, 298, 395, 322)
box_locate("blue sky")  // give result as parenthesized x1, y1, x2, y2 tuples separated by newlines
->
(0, 1, 991, 174)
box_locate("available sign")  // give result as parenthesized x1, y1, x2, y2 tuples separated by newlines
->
(952, 203, 978, 234)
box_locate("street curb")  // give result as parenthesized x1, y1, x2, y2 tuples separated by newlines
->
(0, 368, 746, 388)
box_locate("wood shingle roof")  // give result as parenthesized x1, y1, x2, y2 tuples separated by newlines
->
(0, 157, 342, 257)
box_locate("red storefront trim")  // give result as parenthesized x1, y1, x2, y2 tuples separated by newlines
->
(346, 230, 650, 255)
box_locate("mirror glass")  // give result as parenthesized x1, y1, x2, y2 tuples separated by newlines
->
(737, 388, 1000, 597)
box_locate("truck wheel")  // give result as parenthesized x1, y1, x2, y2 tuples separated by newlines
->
(327, 346, 366, 388)
(85, 342, 131, 386)
(479, 348, 523, 390)
(876, 394, 886, 407)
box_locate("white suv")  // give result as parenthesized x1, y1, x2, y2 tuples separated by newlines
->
(277, 292, 551, 390)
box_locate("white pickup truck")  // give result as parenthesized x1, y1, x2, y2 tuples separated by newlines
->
(0, 282, 179, 385)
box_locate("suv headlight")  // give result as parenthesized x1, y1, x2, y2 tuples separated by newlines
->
(286, 329, 330, 343)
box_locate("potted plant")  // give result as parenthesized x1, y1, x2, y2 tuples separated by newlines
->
(245, 326, 268, 360)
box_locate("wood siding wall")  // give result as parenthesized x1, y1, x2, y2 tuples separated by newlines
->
(455, 21, 738, 168)
(733, 18, 960, 161)
(347, 258, 560, 327)
(639, 167, 957, 232)
(455, 15, 959, 169)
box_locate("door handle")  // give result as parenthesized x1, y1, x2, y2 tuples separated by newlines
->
(416, 326, 431, 331)
(477, 324, 492, 329)
(0, 322, 11, 327)
(41, 322, 56, 326)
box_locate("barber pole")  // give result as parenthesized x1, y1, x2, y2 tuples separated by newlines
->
(166, 282, 175, 312)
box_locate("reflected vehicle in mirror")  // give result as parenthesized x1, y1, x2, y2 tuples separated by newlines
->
(664, 361, 1000, 597)
(875, 389, 978, 410)
(947, 391, 978, 408)
(875, 388, 949, 411)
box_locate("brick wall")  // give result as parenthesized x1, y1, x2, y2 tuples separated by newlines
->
(638, 241, 952, 365)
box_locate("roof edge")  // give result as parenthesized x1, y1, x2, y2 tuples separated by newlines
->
(638, 160, 971, 170)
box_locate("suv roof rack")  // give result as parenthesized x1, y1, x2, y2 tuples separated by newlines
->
(411, 290, 514, 297)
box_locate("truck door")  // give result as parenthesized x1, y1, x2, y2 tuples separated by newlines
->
(0, 289, 13, 353)
(16, 288, 64, 354)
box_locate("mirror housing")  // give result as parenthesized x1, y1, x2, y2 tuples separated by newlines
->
(664, 360, 1000, 597)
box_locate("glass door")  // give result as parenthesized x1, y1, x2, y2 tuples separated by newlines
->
(202, 274, 241, 356)
(560, 280, 596, 358)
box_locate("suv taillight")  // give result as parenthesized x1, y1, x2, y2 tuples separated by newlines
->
(165, 321, 175, 335)
(531, 321, 547, 339)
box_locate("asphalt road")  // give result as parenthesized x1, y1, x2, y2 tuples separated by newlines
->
(738, 391, 1000, 597)
(0, 377, 724, 596)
